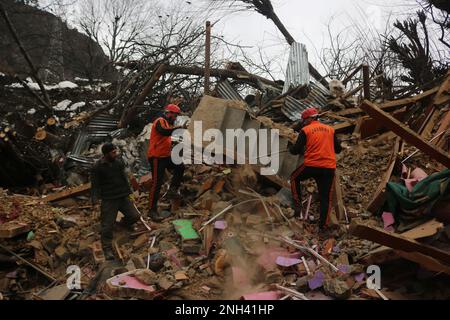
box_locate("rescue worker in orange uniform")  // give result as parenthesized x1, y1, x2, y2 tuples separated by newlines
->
(289, 107, 342, 231)
(147, 104, 186, 222)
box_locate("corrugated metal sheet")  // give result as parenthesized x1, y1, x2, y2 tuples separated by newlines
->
(282, 42, 310, 94)
(281, 82, 331, 121)
(68, 112, 119, 163)
(216, 80, 244, 101)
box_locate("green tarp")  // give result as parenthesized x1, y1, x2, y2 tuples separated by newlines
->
(385, 169, 450, 222)
(172, 220, 200, 241)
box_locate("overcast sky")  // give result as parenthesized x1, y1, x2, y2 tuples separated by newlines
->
(41, 0, 423, 77)
(186, 0, 419, 76)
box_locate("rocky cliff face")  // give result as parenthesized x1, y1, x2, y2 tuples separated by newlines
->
(0, 0, 116, 82)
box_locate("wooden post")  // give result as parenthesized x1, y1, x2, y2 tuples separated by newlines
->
(205, 21, 211, 95)
(362, 64, 371, 101)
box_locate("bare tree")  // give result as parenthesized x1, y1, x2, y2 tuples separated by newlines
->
(77, 0, 154, 64)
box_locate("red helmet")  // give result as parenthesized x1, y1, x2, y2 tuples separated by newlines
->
(164, 104, 181, 114)
(301, 107, 319, 120)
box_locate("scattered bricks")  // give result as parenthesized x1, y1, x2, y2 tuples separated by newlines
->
(296, 276, 310, 292)
(182, 242, 202, 254)
(54, 246, 70, 261)
(105, 271, 157, 300)
(213, 179, 226, 194)
(175, 271, 189, 281)
(92, 241, 105, 264)
(131, 255, 147, 269)
(157, 276, 174, 290)
(139, 174, 152, 190)
(133, 234, 149, 249)
(0, 221, 31, 239)
(323, 278, 352, 300)
(201, 286, 211, 293)
(322, 239, 336, 256)
(134, 269, 158, 285)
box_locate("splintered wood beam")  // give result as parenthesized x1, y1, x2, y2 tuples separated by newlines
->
(433, 69, 450, 106)
(361, 100, 450, 168)
(379, 86, 439, 109)
(366, 137, 403, 214)
(42, 183, 91, 203)
(332, 170, 345, 222)
(349, 222, 450, 265)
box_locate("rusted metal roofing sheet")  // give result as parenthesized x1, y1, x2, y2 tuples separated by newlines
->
(281, 83, 331, 121)
(216, 80, 244, 101)
(282, 42, 310, 95)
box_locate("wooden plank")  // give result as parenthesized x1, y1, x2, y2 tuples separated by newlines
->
(379, 87, 439, 109)
(433, 70, 450, 106)
(360, 219, 444, 264)
(349, 222, 450, 265)
(42, 183, 91, 203)
(361, 100, 450, 168)
(421, 109, 440, 141)
(332, 170, 345, 222)
(332, 121, 354, 134)
(435, 111, 450, 149)
(366, 138, 403, 213)
(360, 108, 407, 139)
(395, 250, 450, 276)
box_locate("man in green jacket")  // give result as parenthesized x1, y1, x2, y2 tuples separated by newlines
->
(91, 143, 140, 260)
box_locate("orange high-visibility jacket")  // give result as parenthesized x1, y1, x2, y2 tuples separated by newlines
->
(301, 121, 336, 169)
(147, 117, 172, 158)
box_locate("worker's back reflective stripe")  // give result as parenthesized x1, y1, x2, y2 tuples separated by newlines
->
(302, 121, 336, 169)
(147, 117, 172, 158)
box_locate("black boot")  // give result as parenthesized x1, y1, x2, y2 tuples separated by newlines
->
(148, 209, 163, 222)
(103, 248, 115, 261)
(166, 187, 181, 199)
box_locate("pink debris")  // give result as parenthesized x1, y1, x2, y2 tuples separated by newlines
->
(308, 271, 325, 290)
(214, 220, 227, 230)
(241, 291, 281, 300)
(403, 168, 428, 192)
(337, 264, 351, 274)
(256, 247, 302, 271)
(382, 212, 395, 232)
(354, 273, 366, 282)
(276, 256, 302, 267)
(110, 275, 156, 291)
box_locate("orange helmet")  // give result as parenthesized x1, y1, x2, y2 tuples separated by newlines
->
(301, 107, 319, 120)
(164, 104, 181, 114)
